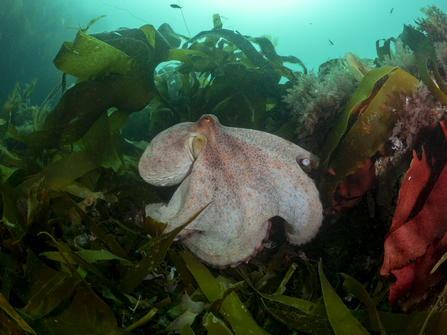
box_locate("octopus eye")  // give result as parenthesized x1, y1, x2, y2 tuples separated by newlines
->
(300, 158, 311, 166)
(204, 116, 211, 122)
(296, 156, 318, 169)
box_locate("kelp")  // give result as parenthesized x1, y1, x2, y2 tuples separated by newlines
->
(32, 287, 128, 335)
(317, 66, 397, 173)
(184, 28, 302, 85)
(345, 52, 372, 82)
(144, 22, 303, 134)
(237, 259, 447, 334)
(0, 161, 207, 334)
(341, 274, 387, 334)
(2, 159, 447, 334)
(187, 29, 275, 71)
(0, 292, 36, 334)
(400, 24, 447, 105)
(251, 36, 297, 81)
(282, 55, 308, 74)
(10, 19, 173, 152)
(318, 67, 417, 204)
(181, 251, 270, 335)
(82, 111, 127, 172)
(16, 150, 97, 197)
(5, 13, 301, 153)
(9, 249, 126, 335)
(203, 312, 233, 334)
(238, 265, 327, 318)
(120, 204, 210, 294)
(318, 262, 370, 335)
(375, 37, 396, 64)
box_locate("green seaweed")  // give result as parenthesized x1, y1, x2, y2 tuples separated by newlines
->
(180, 323, 196, 335)
(181, 251, 270, 335)
(318, 262, 370, 335)
(317, 66, 398, 174)
(342, 274, 387, 334)
(400, 24, 447, 104)
(42, 249, 132, 266)
(238, 266, 327, 318)
(0, 292, 36, 334)
(15, 150, 98, 197)
(82, 112, 126, 172)
(319, 67, 417, 204)
(12, 21, 173, 152)
(375, 37, 396, 64)
(203, 312, 233, 334)
(32, 286, 128, 335)
(120, 205, 209, 294)
(23, 270, 81, 321)
(267, 307, 333, 334)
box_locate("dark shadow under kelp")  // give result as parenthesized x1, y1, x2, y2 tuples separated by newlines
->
(1, 6, 447, 335)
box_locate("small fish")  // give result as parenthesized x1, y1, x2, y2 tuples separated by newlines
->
(328, 39, 333, 45)
(170, 4, 182, 9)
(390, 8, 394, 14)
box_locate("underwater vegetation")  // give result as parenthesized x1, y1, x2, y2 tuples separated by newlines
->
(1, 5, 447, 335)
(415, 5, 447, 42)
(282, 59, 358, 153)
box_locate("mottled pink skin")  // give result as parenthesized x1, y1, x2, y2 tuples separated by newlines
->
(139, 115, 323, 267)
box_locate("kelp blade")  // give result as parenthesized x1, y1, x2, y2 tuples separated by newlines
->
(267, 307, 333, 334)
(319, 68, 417, 203)
(318, 66, 398, 173)
(120, 204, 210, 294)
(342, 274, 387, 335)
(16, 24, 172, 152)
(180, 251, 270, 335)
(203, 312, 233, 334)
(318, 262, 370, 335)
(32, 287, 127, 335)
(400, 24, 447, 104)
(16, 150, 97, 196)
(238, 262, 327, 318)
(119, 219, 193, 294)
(0, 293, 36, 334)
(53, 29, 133, 81)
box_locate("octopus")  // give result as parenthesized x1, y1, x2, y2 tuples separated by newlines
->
(139, 115, 323, 268)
